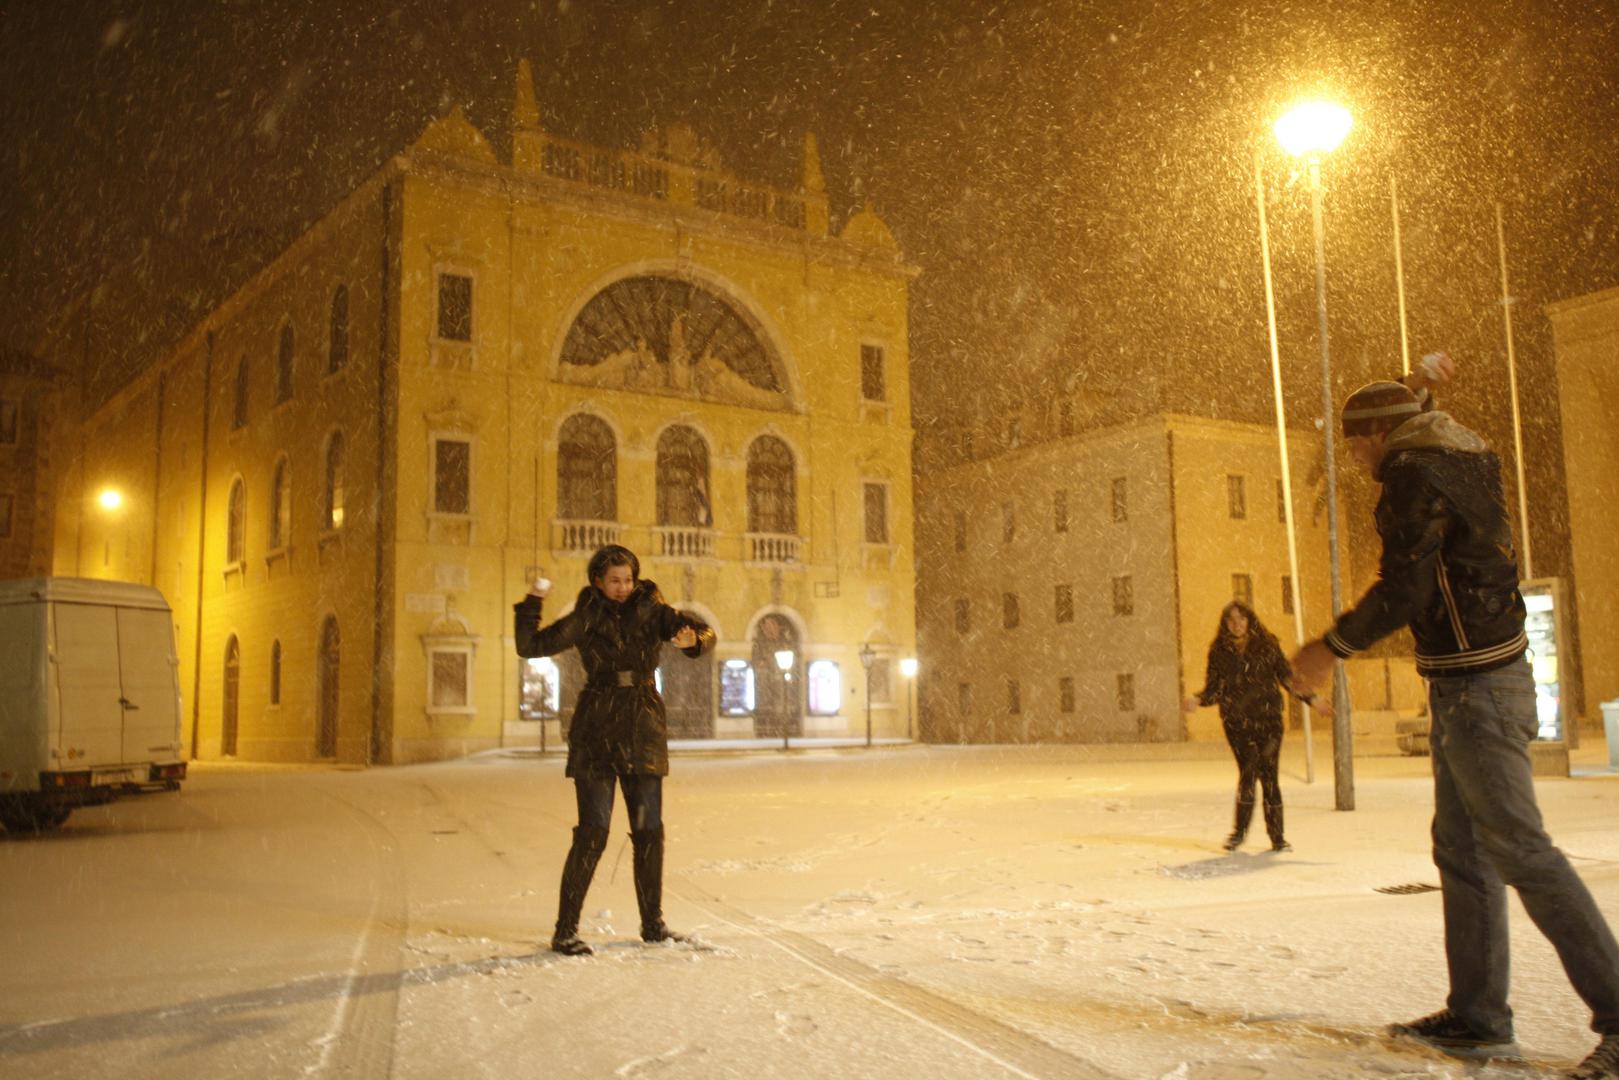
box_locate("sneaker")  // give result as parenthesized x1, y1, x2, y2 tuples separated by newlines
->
(641, 920, 689, 944)
(1387, 1009, 1518, 1057)
(1569, 1034, 1619, 1079)
(1270, 840, 1293, 853)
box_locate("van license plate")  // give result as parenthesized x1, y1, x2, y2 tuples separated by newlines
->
(93, 769, 138, 786)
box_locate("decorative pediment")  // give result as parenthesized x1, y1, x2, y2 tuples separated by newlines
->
(559, 275, 790, 411)
(410, 106, 498, 166)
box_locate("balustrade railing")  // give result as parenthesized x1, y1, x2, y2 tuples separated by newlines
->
(746, 532, 802, 565)
(553, 519, 622, 552)
(654, 525, 715, 560)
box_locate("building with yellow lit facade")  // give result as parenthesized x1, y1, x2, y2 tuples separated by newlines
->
(51, 61, 918, 764)
(913, 404, 1428, 745)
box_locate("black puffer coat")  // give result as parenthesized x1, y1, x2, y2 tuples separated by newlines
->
(513, 579, 715, 778)
(1195, 636, 1295, 732)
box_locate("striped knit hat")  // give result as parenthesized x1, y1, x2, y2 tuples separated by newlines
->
(1341, 381, 1422, 437)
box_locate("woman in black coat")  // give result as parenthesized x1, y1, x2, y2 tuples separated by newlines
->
(513, 544, 715, 955)
(1181, 601, 1322, 853)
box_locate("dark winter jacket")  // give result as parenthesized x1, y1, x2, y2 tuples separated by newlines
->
(513, 579, 715, 778)
(1324, 412, 1527, 677)
(1194, 636, 1298, 728)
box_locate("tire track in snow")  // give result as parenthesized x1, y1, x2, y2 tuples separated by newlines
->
(671, 878, 1117, 1080)
(306, 782, 408, 1079)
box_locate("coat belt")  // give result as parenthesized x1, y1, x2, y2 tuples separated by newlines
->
(586, 670, 655, 690)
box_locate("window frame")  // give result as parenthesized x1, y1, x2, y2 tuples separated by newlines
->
(434, 268, 476, 345)
(430, 433, 474, 519)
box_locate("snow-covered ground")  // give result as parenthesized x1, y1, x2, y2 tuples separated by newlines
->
(3, 739, 1617, 1079)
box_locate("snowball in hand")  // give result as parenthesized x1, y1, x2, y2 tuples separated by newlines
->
(529, 576, 552, 598)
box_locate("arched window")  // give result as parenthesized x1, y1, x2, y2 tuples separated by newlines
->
(557, 414, 616, 521)
(328, 285, 349, 373)
(323, 431, 345, 530)
(746, 435, 796, 534)
(226, 478, 246, 563)
(269, 456, 291, 550)
(269, 639, 282, 705)
(317, 615, 340, 758)
(656, 425, 711, 527)
(222, 634, 240, 756)
(275, 322, 294, 404)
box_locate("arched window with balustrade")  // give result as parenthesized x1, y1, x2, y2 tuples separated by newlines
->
(556, 415, 616, 550)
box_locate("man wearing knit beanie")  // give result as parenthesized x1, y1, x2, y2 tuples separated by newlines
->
(1291, 353, 1619, 1079)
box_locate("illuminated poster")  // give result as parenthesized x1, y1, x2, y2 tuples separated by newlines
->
(1521, 579, 1563, 741)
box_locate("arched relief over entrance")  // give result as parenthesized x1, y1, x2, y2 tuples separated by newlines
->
(558, 273, 792, 411)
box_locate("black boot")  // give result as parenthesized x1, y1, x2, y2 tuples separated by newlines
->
(1264, 799, 1289, 851)
(1225, 794, 1255, 851)
(632, 827, 686, 943)
(551, 825, 608, 956)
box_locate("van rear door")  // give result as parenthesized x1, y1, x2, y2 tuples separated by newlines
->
(52, 603, 124, 765)
(116, 606, 181, 763)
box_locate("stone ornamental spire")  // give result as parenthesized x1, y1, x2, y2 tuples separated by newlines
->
(513, 59, 544, 172)
(803, 132, 829, 235)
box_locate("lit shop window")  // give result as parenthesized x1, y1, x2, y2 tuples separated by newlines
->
(520, 657, 560, 721)
(807, 660, 841, 715)
(720, 659, 756, 715)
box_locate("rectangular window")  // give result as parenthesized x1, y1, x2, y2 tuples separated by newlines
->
(1276, 477, 1288, 524)
(868, 657, 893, 704)
(1232, 573, 1254, 607)
(863, 481, 889, 544)
(1112, 575, 1134, 616)
(957, 681, 972, 717)
(0, 399, 17, 444)
(860, 344, 885, 402)
(437, 272, 474, 342)
(953, 510, 967, 553)
(1001, 501, 1015, 542)
(1281, 574, 1295, 615)
(1116, 673, 1136, 712)
(807, 660, 841, 715)
(1003, 592, 1020, 630)
(1059, 676, 1076, 713)
(954, 598, 970, 635)
(1111, 477, 1128, 523)
(1053, 488, 1069, 533)
(1055, 584, 1074, 624)
(1007, 678, 1021, 715)
(232, 358, 249, 430)
(1058, 399, 1074, 437)
(1228, 474, 1247, 520)
(430, 650, 470, 708)
(0, 493, 12, 539)
(434, 438, 472, 514)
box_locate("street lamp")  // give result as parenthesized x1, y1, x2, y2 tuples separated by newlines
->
(97, 488, 124, 511)
(774, 648, 794, 751)
(899, 657, 918, 741)
(1276, 98, 1356, 811)
(857, 642, 876, 748)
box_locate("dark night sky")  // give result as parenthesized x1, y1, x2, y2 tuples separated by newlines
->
(3, 0, 1617, 570)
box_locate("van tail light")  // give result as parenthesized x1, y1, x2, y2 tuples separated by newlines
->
(150, 763, 187, 782)
(42, 770, 92, 788)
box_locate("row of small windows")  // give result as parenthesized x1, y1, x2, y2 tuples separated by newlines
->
(956, 574, 1295, 636)
(220, 620, 341, 758)
(957, 672, 1138, 717)
(956, 474, 1290, 552)
(225, 433, 347, 563)
(232, 285, 351, 430)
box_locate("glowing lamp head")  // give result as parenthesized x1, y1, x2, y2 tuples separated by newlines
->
(773, 649, 795, 672)
(97, 489, 123, 511)
(899, 657, 919, 679)
(1274, 101, 1352, 157)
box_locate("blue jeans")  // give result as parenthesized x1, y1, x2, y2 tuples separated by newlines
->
(1429, 657, 1619, 1038)
(574, 775, 663, 834)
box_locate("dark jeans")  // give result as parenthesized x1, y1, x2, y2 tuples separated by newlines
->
(1429, 657, 1619, 1038)
(574, 774, 663, 834)
(1224, 715, 1284, 842)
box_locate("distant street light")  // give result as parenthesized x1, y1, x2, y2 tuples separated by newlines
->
(1276, 98, 1356, 811)
(857, 643, 877, 748)
(774, 648, 795, 751)
(98, 488, 124, 511)
(900, 657, 918, 741)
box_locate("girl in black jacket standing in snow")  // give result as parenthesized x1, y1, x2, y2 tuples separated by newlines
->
(513, 544, 715, 956)
(1182, 601, 1322, 853)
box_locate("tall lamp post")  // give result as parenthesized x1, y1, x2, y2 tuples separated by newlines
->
(899, 657, 918, 741)
(1275, 100, 1357, 811)
(774, 649, 795, 751)
(857, 642, 876, 748)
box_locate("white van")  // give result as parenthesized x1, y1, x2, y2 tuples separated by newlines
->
(0, 577, 186, 832)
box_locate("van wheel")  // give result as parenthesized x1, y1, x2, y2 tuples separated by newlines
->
(0, 802, 71, 834)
